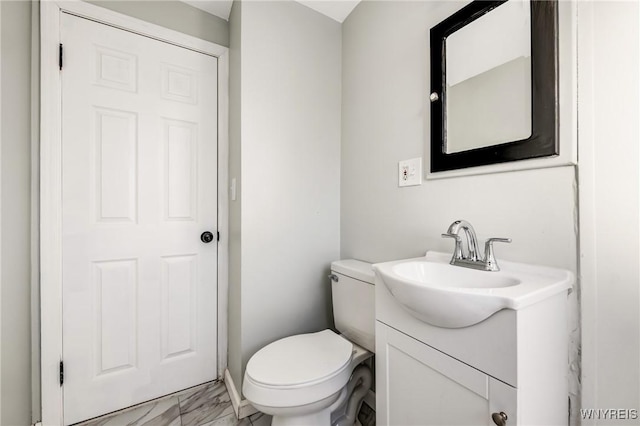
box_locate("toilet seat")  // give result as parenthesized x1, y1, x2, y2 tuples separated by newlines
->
(243, 330, 355, 408)
(247, 330, 354, 388)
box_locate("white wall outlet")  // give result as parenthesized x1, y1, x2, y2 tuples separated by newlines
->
(398, 157, 422, 187)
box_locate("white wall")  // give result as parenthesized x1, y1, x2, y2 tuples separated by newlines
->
(1, 2, 33, 425)
(0, 2, 3, 422)
(578, 1, 640, 422)
(341, 0, 577, 268)
(228, 0, 342, 392)
(341, 0, 580, 418)
(88, 0, 229, 47)
(228, 0, 243, 390)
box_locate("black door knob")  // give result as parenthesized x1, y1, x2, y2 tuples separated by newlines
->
(200, 231, 215, 243)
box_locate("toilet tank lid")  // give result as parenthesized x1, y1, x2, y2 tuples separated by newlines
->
(331, 259, 374, 284)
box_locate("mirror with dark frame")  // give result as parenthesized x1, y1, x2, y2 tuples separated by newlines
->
(429, 0, 558, 173)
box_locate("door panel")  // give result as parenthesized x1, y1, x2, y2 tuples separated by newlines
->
(61, 13, 218, 424)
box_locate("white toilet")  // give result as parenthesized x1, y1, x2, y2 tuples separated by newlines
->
(243, 259, 375, 426)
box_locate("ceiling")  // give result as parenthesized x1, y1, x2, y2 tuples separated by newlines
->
(182, 0, 361, 23)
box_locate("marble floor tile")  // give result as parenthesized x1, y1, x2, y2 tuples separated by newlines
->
(199, 413, 252, 426)
(73, 379, 374, 426)
(248, 412, 272, 426)
(179, 380, 235, 426)
(169, 381, 212, 401)
(77, 396, 181, 426)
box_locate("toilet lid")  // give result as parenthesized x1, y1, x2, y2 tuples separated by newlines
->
(245, 330, 353, 388)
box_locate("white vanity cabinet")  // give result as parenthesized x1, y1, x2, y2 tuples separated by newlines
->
(375, 275, 569, 426)
(377, 322, 516, 425)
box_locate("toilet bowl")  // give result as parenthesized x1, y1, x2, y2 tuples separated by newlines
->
(243, 330, 372, 426)
(243, 260, 376, 426)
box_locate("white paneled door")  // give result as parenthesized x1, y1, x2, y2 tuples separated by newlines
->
(61, 13, 218, 425)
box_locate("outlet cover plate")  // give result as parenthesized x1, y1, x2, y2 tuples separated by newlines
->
(399, 157, 422, 187)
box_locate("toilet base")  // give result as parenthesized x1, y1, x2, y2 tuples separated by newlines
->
(257, 364, 373, 426)
(330, 364, 372, 426)
(253, 390, 343, 426)
(271, 408, 332, 426)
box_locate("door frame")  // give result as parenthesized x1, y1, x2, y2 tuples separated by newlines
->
(40, 2, 229, 424)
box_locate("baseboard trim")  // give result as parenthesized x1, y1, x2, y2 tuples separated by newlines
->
(224, 369, 259, 419)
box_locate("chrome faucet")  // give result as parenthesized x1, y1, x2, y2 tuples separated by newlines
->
(441, 220, 511, 271)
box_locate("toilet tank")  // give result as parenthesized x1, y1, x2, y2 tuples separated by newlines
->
(331, 259, 375, 352)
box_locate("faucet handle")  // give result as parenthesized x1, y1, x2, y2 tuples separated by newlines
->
(484, 238, 512, 271)
(442, 233, 463, 262)
(441, 233, 461, 241)
(486, 237, 511, 244)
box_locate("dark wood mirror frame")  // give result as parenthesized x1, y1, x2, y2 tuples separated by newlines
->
(430, 0, 558, 173)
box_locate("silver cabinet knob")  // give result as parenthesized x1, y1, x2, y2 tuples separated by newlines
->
(491, 412, 508, 426)
(429, 92, 439, 102)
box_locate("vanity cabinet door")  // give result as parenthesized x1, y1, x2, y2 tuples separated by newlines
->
(376, 322, 517, 426)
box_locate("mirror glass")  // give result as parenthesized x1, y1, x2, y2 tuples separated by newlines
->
(445, 0, 531, 153)
(429, 0, 558, 173)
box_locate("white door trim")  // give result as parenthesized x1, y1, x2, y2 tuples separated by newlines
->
(40, 2, 229, 424)
(0, 2, 3, 423)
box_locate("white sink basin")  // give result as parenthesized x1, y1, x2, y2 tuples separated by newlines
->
(373, 251, 573, 328)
